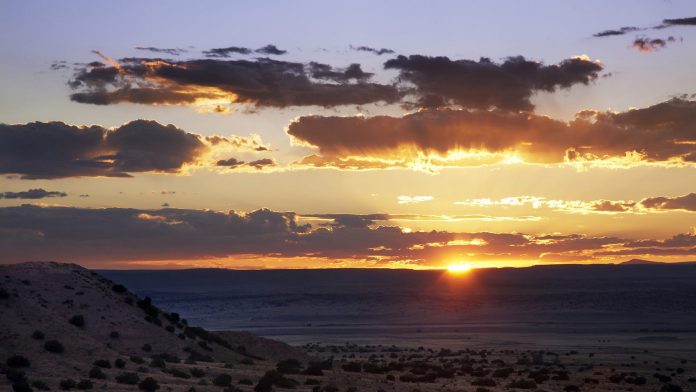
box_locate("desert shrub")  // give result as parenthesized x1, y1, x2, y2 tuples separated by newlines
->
(88, 367, 106, 379)
(69, 315, 85, 328)
(76, 379, 93, 390)
(168, 368, 190, 379)
(304, 379, 320, 385)
(492, 367, 514, 378)
(149, 357, 165, 368)
(471, 378, 496, 387)
(239, 379, 253, 385)
(114, 358, 126, 368)
(165, 325, 175, 333)
(213, 374, 232, 387)
(141, 344, 152, 352)
(59, 379, 77, 390)
(6, 355, 31, 367)
(12, 382, 32, 392)
(31, 331, 44, 340)
(167, 312, 180, 323)
(563, 386, 581, 392)
(277, 358, 302, 374)
(197, 341, 211, 351)
(186, 351, 214, 362)
(31, 381, 50, 391)
(93, 359, 110, 368)
(115, 372, 140, 385)
(6, 368, 26, 382)
(341, 362, 362, 372)
(138, 377, 160, 391)
(109, 331, 120, 339)
(44, 340, 64, 353)
(255, 370, 298, 392)
(507, 379, 537, 389)
(0, 287, 9, 299)
(112, 284, 127, 293)
(239, 357, 254, 365)
(157, 353, 180, 363)
(190, 368, 205, 377)
(130, 355, 145, 364)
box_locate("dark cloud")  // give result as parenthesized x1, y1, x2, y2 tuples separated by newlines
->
(384, 55, 603, 111)
(640, 193, 696, 212)
(309, 62, 373, 82)
(216, 157, 276, 170)
(0, 120, 208, 179)
(135, 47, 187, 56)
(0, 205, 633, 265)
(662, 17, 696, 26)
(0, 189, 67, 199)
(68, 57, 400, 108)
(255, 44, 287, 55)
(216, 157, 245, 168)
(351, 46, 395, 55)
(288, 98, 696, 169)
(203, 46, 253, 57)
(632, 36, 677, 53)
(593, 26, 640, 37)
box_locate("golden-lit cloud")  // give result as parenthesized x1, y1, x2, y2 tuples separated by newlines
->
(288, 98, 696, 171)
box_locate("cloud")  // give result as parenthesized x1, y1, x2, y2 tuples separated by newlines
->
(383, 55, 603, 111)
(397, 195, 433, 204)
(67, 57, 400, 110)
(255, 44, 287, 55)
(593, 26, 640, 37)
(0, 189, 67, 199)
(640, 193, 696, 212)
(135, 47, 187, 56)
(288, 98, 696, 170)
(203, 46, 253, 57)
(216, 157, 276, 170)
(632, 36, 677, 53)
(351, 45, 395, 55)
(662, 17, 696, 26)
(2, 205, 695, 266)
(0, 120, 265, 179)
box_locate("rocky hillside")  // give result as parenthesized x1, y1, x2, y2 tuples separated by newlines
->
(0, 262, 307, 391)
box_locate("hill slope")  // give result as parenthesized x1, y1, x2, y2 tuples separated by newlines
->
(0, 262, 306, 391)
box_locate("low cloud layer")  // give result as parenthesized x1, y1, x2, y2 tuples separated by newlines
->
(1, 205, 694, 266)
(288, 98, 696, 170)
(632, 36, 678, 53)
(0, 189, 67, 199)
(0, 120, 268, 179)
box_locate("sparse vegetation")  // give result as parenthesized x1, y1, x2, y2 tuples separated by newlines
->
(6, 368, 26, 383)
(141, 343, 152, 352)
(44, 340, 64, 353)
(115, 372, 140, 385)
(130, 355, 145, 364)
(31, 330, 45, 340)
(115, 358, 126, 368)
(59, 379, 76, 390)
(112, 284, 127, 293)
(138, 377, 160, 391)
(68, 315, 85, 328)
(12, 382, 33, 392)
(31, 381, 50, 391)
(213, 374, 232, 387)
(92, 359, 110, 368)
(88, 367, 106, 379)
(6, 355, 31, 367)
(190, 368, 205, 377)
(277, 358, 302, 374)
(0, 287, 10, 299)
(76, 379, 93, 390)
(109, 331, 120, 339)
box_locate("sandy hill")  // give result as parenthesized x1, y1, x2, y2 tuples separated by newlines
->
(0, 262, 307, 391)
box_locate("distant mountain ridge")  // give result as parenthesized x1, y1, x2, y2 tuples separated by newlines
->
(620, 258, 696, 265)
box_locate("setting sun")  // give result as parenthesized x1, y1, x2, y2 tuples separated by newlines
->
(447, 263, 472, 273)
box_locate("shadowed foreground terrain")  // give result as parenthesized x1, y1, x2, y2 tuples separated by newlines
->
(2, 263, 696, 392)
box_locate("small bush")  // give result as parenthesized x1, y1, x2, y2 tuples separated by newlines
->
(190, 368, 205, 377)
(130, 355, 145, 364)
(31, 331, 45, 340)
(213, 374, 232, 387)
(149, 357, 165, 368)
(115, 358, 126, 368)
(109, 331, 120, 339)
(239, 379, 253, 385)
(115, 372, 140, 385)
(12, 382, 32, 392)
(31, 381, 50, 391)
(44, 339, 65, 353)
(0, 287, 9, 299)
(76, 380, 93, 390)
(7, 355, 31, 367)
(277, 358, 302, 374)
(507, 379, 537, 389)
(240, 357, 254, 365)
(59, 379, 77, 390)
(6, 368, 26, 382)
(141, 344, 152, 352)
(112, 284, 127, 293)
(69, 315, 85, 328)
(93, 359, 110, 368)
(165, 325, 175, 333)
(138, 377, 160, 391)
(168, 368, 190, 379)
(88, 367, 106, 379)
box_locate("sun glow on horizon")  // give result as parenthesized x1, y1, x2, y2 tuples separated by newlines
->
(446, 263, 472, 274)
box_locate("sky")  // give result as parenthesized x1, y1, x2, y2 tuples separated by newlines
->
(2, 0, 696, 269)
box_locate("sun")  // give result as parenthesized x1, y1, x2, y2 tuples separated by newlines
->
(447, 263, 472, 273)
